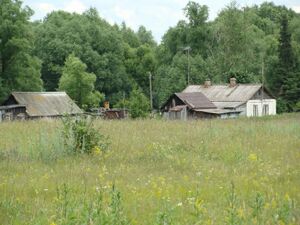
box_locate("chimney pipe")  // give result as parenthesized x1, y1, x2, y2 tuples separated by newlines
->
(204, 79, 211, 88)
(229, 77, 237, 87)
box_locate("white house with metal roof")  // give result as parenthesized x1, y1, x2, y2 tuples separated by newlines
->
(161, 91, 242, 119)
(183, 78, 276, 117)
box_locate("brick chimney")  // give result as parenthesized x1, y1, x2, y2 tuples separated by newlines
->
(229, 77, 237, 87)
(204, 79, 211, 88)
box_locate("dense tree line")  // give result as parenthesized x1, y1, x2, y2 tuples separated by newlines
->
(0, 0, 299, 114)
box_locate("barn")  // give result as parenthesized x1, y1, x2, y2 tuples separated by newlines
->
(0, 92, 82, 121)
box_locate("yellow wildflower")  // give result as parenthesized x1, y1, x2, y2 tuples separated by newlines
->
(248, 153, 258, 161)
(284, 193, 290, 201)
(237, 207, 244, 218)
(195, 198, 204, 212)
(92, 146, 102, 155)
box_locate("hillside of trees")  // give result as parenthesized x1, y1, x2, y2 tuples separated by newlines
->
(1, 0, 300, 113)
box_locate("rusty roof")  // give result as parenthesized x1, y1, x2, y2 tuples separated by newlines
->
(175, 92, 216, 109)
(9, 92, 83, 117)
(183, 84, 266, 102)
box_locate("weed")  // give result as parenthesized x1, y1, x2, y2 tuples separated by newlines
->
(61, 115, 109, 154)
(250, 192, 265, 224)
(225, 182, 242, 225)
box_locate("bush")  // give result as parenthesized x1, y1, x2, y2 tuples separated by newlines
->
(61, 115, 109, 154)
(129, 88, 150, 118)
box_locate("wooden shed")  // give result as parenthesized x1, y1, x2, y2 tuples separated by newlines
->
(0, 92, 82, 121)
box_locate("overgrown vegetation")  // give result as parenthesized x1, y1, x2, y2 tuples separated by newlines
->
(62, 115, 109, 154)
(0, 114, 299, 224)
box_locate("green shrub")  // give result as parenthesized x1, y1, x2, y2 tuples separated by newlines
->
(61, 115, 109, 154)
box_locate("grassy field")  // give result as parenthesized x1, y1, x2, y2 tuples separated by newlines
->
(0, 114, 299, 225)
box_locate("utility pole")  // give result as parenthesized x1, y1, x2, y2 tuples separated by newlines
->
(183, 46, 191, 85)
(123, 91, 126, 118)
(149, 72, 153, 111)
(261, 59, 265, 116)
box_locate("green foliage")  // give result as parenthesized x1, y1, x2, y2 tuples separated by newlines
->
(129, 88, 150, 118)
(61, 115, 109, 154)
(271, 14, 300, 112)
(59, 54, 103, 109)
(137, 26, 156, 47)
(0, 0, 43, 102)
(225, 182, 242, 225)
(54, 184, 128, 225)
(250, 192, 265, 225)
(33, 9, 157, 106)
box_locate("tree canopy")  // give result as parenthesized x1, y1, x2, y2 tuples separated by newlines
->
(1, 0, 299, 115)
(0, 0, 43, 102)
(58, 54, 103, 109)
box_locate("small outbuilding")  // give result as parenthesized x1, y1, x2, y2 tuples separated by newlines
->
(0, 92, 82, 121)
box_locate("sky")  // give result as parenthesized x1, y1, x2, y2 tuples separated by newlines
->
(23, 0, 300, 42)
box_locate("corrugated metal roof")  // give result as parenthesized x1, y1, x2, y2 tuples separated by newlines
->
(194, 108, 242, 115)
(183, 84, 262, 102)
(0, 105, 26, 110)
(175, 92, 216, 109)
(212, 101, 245, 109)
(11, 92, 83, 117)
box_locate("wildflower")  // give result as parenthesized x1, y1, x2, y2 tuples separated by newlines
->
(284, 193, 291, 201)
(195, 198, 204, 212)
(248, 153, 258, 161)
(92, 146, 102, 155)
(237, 207, 244, 218)
(187, 197, 195, 204)
(177, 202, 183, 207)
(50, 222, 56, 225)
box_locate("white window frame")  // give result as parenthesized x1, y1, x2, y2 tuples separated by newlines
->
(253, 105, 258, 116)
(262, 104, 269, 116)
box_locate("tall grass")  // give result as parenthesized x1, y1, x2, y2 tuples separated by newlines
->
(0, 114, 299, 224)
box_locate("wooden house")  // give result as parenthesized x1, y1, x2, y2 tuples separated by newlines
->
(183, 78, 276, 117)
(161, 92, 241, 120)
(0, 92, 82, 121)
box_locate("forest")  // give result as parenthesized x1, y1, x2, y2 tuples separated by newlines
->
(0, 0, 300, 114)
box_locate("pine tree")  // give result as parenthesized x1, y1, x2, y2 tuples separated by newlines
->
(275, 14, 300, 112)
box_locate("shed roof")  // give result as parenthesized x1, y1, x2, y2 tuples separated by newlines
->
(194, 108, 242, 115)
(0, 104, 26, 110)
(7, 92, 82, 117)
(212, 101, 245, 109)
(183, 84, 266, 102)
(174, 92, 216, 109)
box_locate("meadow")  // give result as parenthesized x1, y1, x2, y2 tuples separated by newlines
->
(0, 114, 299, 225)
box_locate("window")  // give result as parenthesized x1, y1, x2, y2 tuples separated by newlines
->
(262, 104, 269, 116)
(253, 105, 258, 116)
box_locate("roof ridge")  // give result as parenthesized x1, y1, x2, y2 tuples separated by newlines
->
(187, 84, 262, 87)
(12, 91, 66, 93)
